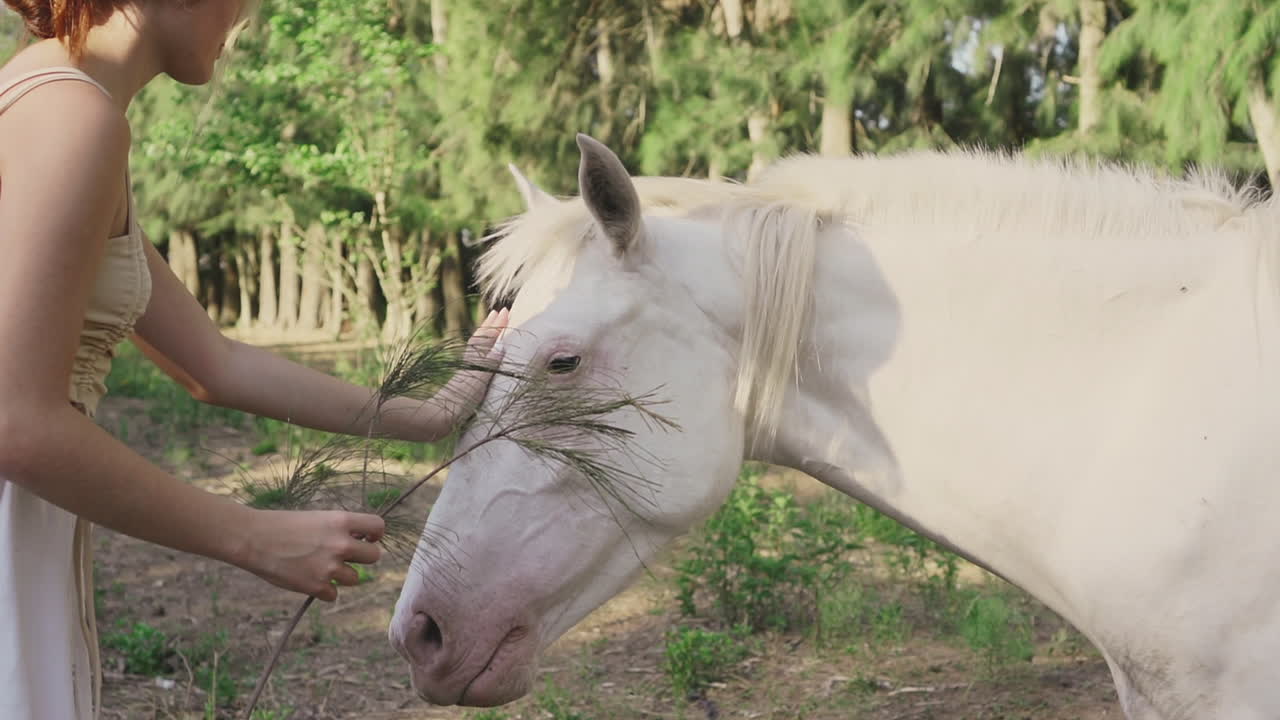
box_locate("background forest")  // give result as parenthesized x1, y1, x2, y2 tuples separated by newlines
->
(5, 0, 1277, 342)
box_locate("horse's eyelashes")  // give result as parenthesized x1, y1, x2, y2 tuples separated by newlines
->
(548, 356, 581, 374)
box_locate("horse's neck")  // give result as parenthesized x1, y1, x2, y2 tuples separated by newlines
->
(742, 216, 1264, 628)
(748, 230, 1063, 593)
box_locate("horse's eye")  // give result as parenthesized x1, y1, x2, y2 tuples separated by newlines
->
(548, 355, 581, 374)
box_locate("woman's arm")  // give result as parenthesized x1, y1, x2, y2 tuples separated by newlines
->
(0, 82, 378, 601)
(131, 240, 506, 443)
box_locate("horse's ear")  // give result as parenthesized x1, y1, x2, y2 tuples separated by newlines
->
(508, 163, 555, 210)
(576, 133, 642, 257)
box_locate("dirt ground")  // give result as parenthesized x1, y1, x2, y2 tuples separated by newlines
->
(92, 393, 1123, 720)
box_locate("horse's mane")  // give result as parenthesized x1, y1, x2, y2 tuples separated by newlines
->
(477, 149, 1275, 448)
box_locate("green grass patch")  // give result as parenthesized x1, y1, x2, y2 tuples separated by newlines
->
(103, 621, 173, 676)
(662, 626, 750, 699)
(675, 464, 861, 632)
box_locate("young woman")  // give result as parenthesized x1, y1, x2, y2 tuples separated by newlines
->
(0, 2, 508, 718)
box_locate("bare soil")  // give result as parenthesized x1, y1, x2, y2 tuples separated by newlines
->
(92, 393, 1123, 720)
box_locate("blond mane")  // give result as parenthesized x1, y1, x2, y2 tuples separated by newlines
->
(476, 149, 1276, 449)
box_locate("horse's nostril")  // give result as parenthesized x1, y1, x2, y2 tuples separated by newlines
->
(422, 614, 443, 652)
(397, 611, 446, 667)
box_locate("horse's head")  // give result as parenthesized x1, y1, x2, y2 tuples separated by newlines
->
(388, 135, 756, 706)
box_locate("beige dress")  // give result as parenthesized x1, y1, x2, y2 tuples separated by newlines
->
(0, 67, 153, 720)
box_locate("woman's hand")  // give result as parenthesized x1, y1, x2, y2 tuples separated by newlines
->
(421, 308, 509, 439)
(237, 509, 386, 602)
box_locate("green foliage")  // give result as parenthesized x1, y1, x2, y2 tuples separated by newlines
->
(816, 583, 910, 649)
(188, 631, 240, 708)
(351, 562, 376, 584)
(102, 622, 248, 707)
(958, 591, 1036, 671)
(364, 486, 402, 510)
(16, 0, 1276, 345)
(104, 621, 173, 676)
(662, 626, 750, 699)
(675, 464, 861, 631)
(534, 679, 589, 720)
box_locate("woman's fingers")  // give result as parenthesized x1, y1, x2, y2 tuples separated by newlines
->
(330, 564, 361, 588)
(344, 512, 386, 544)
(465, 308, 509, 362)
(315, 583, 338, 603)
(344, 538, 382, 565)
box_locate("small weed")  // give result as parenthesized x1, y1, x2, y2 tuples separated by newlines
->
(848, 673, 884, 696)
(1047, 626, 1090, 657)
(675, 464, 860, 631)
(352, 563, 376, 584)
(534, 679, 588, 720)
(662, 626, 749, 699)
(467, 711, 511, 720)
(365, 486, 402, 510)
(104, 621, 173, 676)
(251, 439, 279, 456)
(245, 485, 290, 509)
(382, 439, 443, 464)
(308, 613, 337, 645)
(816, 582, 912, 653)
(164, 443, 194, 467)
(188, 631, 239, 707)
(815, 583, 873, 647)
(872, 601, 909, 645)
(959, 591, 1035, 671)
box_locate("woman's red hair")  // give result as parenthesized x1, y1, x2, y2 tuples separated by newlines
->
(3, 0, 125, 58)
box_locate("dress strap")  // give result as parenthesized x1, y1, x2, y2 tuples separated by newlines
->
(0, 66, 133, 241)
(0, 67, 113, 116)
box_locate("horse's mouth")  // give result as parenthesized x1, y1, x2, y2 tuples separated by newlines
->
(453, 625, 539, 707)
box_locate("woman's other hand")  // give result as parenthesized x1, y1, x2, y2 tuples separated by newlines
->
(237, 509, 386, 602)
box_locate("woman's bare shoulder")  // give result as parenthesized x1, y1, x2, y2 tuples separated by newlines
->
(0, 45, 130, 163)
(0, 81, 129, 178)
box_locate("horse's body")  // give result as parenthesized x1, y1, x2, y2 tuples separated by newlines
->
(390, 136, 1280, 719)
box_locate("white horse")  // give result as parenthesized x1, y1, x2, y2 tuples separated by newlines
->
(389, 134, 1280, 719)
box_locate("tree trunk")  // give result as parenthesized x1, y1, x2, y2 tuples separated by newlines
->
(1248, 80, 1280, 192)
(216, 250, 236, 326)
(1077, 0, 1106, 135)
(256, 226, 278, 329)
(296, 222, 325, 332)
(596, 18, 616, 138)
(167, 231, 200, 296)
(235, 244, 257, 332)
(371, 190, 414, 343)
(277, 219, 300, 331)
(409, 230, 442, 336)
(755, 0, 792, 29)
(643, 2, 664, 79)
(708, 156, 724, 180)
(440, 230, 469, 338)
(747, 111, 771, 181)
(355, 246, 377, 336)
(200, 247, 221, 323)
(721, 0, 744, 40)
(323, 233, 346, 339)
(597, 19, 615, 87)
(431, 0, 448, 72)
(820, 84, 853, 156)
